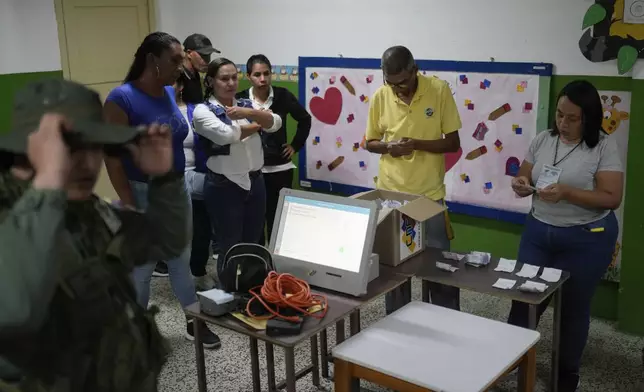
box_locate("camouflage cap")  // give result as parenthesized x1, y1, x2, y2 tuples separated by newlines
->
(0, 79, 143, 154)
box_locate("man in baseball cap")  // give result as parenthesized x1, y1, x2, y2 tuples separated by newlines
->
(0, 78, 190, 390)
(180, 33, 220, 104)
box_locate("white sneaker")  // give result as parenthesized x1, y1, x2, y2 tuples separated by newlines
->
(194, 275, 216, 292)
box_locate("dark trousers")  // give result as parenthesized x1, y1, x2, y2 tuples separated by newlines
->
(260, 169, 294, 245)
(203, 171, 266, 276)
(189, 199, 212, 277)
(508, 212, 618, 379)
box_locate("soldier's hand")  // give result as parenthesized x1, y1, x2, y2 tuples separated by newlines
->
(127, 123, 173, 176)
(29, 113, 72, 190)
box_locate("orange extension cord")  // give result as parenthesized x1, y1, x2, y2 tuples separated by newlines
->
(246, 271, 328, 323)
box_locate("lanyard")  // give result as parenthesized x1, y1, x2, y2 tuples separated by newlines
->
(553, 137, 581, 167)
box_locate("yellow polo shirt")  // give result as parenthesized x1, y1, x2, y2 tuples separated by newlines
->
(365, 74, 462, 201)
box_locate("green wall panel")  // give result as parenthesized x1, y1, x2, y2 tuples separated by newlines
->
(0, 71, 64, 134)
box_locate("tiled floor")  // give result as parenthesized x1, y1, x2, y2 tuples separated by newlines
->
(150, 274, 644, 392)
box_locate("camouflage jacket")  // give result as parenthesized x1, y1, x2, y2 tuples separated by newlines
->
(0, 170, 191, 392)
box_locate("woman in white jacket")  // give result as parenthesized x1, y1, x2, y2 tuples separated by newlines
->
(192, 57, 281, 275)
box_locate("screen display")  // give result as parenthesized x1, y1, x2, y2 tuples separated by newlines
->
(273, 196, 371, 273)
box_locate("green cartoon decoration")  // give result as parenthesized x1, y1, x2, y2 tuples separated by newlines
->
(580, 0, 644, 75)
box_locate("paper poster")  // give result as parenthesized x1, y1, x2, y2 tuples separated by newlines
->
(599, 90, 631, 282)
(303, 68, 540, 214)
(444, 73, 539, 213)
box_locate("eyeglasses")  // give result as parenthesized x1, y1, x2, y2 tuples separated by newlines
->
(186, 50, 210, 64)
(383, 71, 414, 89)
(198, 52, 211, 63)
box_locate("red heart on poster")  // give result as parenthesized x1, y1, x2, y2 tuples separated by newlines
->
(309, 87, 343, 125)
(445, 147, 462, 172)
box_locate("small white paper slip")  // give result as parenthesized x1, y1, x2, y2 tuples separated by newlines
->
(518, 281, 549, 293)
(540, 267, 562, 283)
(436, 262, 458, 273)
(516, 264, 540, 279)
(494, 258, 517, 273)
(492, 278, 517, 290)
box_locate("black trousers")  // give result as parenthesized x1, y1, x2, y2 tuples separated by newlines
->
(190, 199, 213, 277)
(260, 169, 294, 245)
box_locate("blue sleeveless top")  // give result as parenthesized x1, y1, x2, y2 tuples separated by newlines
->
(106, 83, 189, 182)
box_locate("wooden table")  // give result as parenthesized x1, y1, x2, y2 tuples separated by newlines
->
(184, 268, 409, 392)
(399, 248, 569, 391)
(333, 301, 541, 392)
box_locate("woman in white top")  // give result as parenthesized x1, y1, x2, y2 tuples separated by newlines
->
(192, 58, 281, 275)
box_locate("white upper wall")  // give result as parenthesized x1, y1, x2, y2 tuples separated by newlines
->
(159, 0, 644, 78)
(0, 0, 61, 74)
(4, 0, 644, 78)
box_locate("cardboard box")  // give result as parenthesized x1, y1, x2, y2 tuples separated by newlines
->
(351, 190, 446, 266)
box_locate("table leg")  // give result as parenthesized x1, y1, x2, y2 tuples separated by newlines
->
(528, 304, 538, 330)
(421, 278, 430, 303)
(333, 358, 353, 392)
(193, 318, 207, 392)
(336, 319, 346, 344)
(284, 347, 297, 392)
(550, 288, 562, 392)
(310, 335, 320, 387)
(349, 310, 361, 336)
(518, 347, 537, 392)
(249, 337, 261, 392)
(266, 342, 277, 392)
(348, 310, 361, 392)
(320, 329, 329, 378)
(347, 311, 362, 391)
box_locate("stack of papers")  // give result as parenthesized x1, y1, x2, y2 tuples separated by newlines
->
(442, 251, 465, 261)
(516, 264, 540, 279)
(494, 258, 517, 273)
(465, 251, 491, 267)
(518, 281, 549, 293)
(540, 267, 562, 282)
(492, 278, 517, 290)
(436, 262, 458, 272)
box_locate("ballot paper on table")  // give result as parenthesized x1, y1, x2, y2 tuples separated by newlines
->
(540, 267, 562, 283)
(518, 281, 549, 293)
(436, 262, 458, 272)
(465, 251, 491, 267)
(494, 258, 517, 273)
(492, 278, 517, 290)
(516, 264, 540, 279)
(442, 251, 465, 261)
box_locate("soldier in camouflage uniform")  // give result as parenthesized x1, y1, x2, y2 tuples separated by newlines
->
(0, 78, 190, 392)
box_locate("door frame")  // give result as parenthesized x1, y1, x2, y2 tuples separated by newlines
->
(53, 0, 157, 80)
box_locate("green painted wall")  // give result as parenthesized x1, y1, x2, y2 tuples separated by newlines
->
(241, 75, 643, 334)
(0, 71, 64, 134)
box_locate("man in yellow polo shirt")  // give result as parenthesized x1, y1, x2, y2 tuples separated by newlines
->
(366, 45, 462, 312)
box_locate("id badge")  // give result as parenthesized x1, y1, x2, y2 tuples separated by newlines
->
(535, 164, 562, 189)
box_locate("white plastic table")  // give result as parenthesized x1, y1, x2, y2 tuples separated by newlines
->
(332, 301, 541, 392)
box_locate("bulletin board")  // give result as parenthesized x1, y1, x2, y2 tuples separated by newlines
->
(298, 57, 553, 224)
